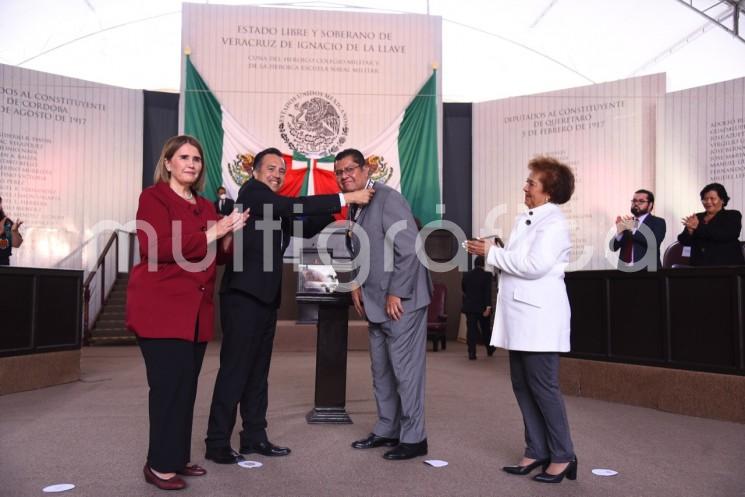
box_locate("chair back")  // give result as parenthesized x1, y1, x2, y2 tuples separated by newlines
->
(662, 241, 691, 268)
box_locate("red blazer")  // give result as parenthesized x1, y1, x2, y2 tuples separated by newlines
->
(126, 182, 225, 342)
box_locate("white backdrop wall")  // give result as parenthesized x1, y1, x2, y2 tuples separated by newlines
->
(0, 63, 143, 270)
(180, 3, 441, 162)
(656, 77, 745, 251)
(472, 74, 665, 271)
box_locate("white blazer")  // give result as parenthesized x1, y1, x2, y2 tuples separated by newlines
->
(487, 202, 572, 352)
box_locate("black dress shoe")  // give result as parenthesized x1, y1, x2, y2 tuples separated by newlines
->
(533, 457, 578, 483)
(240, 440, 291, 457)
(383, 439, 428, 460)
(351, 433, 399, 449)
(487, 346, 496, 357)
(502, 458, 550, 475)
(205, 446, 244, 464)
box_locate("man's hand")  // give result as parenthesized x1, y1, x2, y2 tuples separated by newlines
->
(344, 189, 375, 206)
(482, 306, 492, 318)
(11, 219, 23, 232)
(351, 286, 365, 318)
(386, 294, 404, 321)
(616, 215, 634, 234)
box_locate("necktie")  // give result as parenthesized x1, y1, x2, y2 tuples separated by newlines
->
(346, 205, 359, 255)
(620, 234, 633, 263)
(219, 200, 224, 212)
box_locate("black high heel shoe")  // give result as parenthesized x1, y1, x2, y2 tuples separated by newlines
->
(501, 458, 550, 475)
(533, 457, 578, 483)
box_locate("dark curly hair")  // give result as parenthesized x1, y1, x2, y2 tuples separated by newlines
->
(528, 155, 575, 205)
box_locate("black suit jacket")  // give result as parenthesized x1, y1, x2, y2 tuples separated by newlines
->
(221, 178, 341, 307)
(214, 197, 235, 216)
(677, 209, 745, 267)
(611, 214, 666, 270)
(461, 267, 492, 314)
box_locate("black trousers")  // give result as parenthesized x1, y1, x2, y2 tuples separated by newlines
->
(465, 312, 492, 358)
(206, 290, 277, 449)
(138, 337, 207, 473)
(508, 351, 574, 463)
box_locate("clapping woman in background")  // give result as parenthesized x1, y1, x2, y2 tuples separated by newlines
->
(678, 182, 745, 267)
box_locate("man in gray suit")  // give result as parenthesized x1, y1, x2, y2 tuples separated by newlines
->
(334, 148, 432, 460)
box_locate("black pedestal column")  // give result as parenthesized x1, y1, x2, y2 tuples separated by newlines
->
(298, 293, 353, 424)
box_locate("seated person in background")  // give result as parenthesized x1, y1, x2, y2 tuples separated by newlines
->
(610, 189, 666, 271)
(678, 182, 745, 266)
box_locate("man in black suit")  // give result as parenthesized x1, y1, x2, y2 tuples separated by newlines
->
(205, 148, 373, 464)
(213, 186, 235, 216)
(610, 189, 667, 271)
(461, 255, 494, 360)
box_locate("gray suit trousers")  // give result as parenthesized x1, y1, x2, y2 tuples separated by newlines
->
(509, 351, 574, 462)
(368, 307, 427, 444)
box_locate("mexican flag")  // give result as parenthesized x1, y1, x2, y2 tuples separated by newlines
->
(279, 152, 338, 197)
(184, 55, 441, 225)
(183, 55, 263, 202)
(362, 70, 440, 225)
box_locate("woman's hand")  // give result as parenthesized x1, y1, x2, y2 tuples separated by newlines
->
(207, 209, 250, 244)
(10, 218, 23, 247)
(681, 214, 698, 234)
(344, 188, 375, 206)
(464, 238, 491, 257)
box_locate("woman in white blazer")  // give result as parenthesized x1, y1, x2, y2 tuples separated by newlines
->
(466, 155, 577, 484)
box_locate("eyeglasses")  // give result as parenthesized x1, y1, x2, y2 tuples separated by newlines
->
(630, 199, 649, 204)
(334, 164, 363, 178)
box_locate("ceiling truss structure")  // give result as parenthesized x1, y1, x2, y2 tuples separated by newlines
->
(675, 0, 745, 43)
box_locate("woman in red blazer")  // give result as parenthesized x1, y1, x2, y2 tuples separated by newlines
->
(127, 135, 248, 491)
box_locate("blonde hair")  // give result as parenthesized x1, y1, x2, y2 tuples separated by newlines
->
(152, 135, 207, 192)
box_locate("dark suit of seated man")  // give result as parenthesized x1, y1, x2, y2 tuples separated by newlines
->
(610, 189, 666, 271)
(213, 186, 235, 216)
(205, 148, 374, 464)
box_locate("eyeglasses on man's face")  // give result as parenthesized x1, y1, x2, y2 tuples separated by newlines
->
(334, 164, 363, 178)
(630, 199, 649, 204)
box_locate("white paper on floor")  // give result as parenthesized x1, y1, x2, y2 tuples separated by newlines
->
(424, 459, 448, 468)
(238, 460, 263, 468)
(42, 484, 75, 493)
(592, 468, 618, 476)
